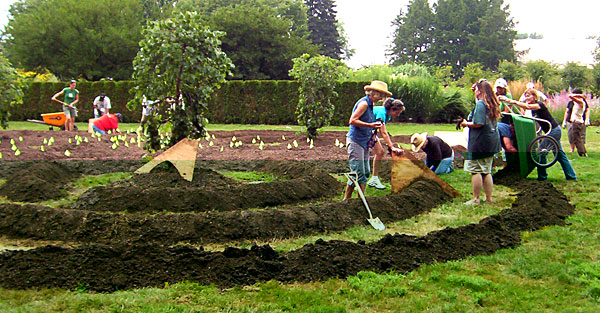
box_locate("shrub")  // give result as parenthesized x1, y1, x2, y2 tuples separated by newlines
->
(0, 54, 24, 128)
(289, 54, 346, 139)
(389, 76, 445, 123)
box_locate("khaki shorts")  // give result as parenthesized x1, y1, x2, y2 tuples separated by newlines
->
(62, 105, 78, 118)
(464, 156, 494, 174)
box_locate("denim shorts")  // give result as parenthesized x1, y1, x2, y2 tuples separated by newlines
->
(346, 137, 370, 185)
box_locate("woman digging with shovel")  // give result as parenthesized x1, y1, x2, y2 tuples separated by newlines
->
(344, 81, 403, 200)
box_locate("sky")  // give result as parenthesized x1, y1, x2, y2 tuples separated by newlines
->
(1, 0, 599, 68)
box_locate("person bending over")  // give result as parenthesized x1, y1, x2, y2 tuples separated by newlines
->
(410, 133, 454, 175)
(92, 113, 123, 135)
(366, 97, 405, 189)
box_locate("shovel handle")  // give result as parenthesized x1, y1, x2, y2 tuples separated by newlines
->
(344, 173, 375, 219)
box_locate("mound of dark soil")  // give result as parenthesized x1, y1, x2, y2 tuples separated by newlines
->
(72, 165, 342, 213)
(0, 174, 574, 292)
(0, 161, 79, 202)
(0, 179, 448, 245)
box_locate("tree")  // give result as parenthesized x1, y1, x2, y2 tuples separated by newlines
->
(390, 0, 516, 74)
(128, 11, 233, 151)
(208, 4, 317, 80)
(523, 60, 557, 86)
(0, 53, 23, 128)
(304, 0, 344, 60)
(561, 62, 591, 90)
(463, 0, 517, 69)
(289, 54, 345, 139)
(3, 0, 150, 80)
(389, 0, 434, 65)
(174, 0, 317, 80)
(498, 60, 523, 82)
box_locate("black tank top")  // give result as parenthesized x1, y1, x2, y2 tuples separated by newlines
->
(532, 101, 558, 133)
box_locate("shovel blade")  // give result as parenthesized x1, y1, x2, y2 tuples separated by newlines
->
(368, 217, 386, 231)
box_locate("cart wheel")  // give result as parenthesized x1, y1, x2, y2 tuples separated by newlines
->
(528, 135, 559, 168)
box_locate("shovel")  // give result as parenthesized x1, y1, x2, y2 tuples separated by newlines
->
(344, 172, 386, 231)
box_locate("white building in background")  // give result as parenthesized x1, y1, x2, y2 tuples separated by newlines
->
(514, 38, 597, 67)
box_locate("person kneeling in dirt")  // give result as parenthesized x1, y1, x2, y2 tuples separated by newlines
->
(92, 113, 122, 135)
(366, 97, 406, 189)
(410, 132, 454, 175)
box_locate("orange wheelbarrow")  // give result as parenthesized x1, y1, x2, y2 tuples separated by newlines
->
(27, 112, 77, 130)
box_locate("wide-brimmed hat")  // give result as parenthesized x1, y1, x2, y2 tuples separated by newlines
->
(364, 80, 392, 96)
(411, 132, 428, 152)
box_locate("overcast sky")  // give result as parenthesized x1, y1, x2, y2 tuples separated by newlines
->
(1, 0, 599, 68)
(337, 0, 600, 68)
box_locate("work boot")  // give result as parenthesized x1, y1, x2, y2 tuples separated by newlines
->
(367, 176, 386, 189)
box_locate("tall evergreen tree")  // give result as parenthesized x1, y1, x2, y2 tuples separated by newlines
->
(389, 0, 434, 65)
(304, 0, 344, 59)
(390, 0, 516, 74)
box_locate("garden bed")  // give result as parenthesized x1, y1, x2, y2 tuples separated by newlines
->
(0, 130, 575, 292)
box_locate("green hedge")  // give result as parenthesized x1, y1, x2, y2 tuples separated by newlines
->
(12, 81, 138, 123)
(12, 80, 369, 126)
(11, 80, 465, 125)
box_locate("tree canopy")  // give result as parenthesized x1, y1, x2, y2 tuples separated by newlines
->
(304, 0, 344, 60)
(2, 0, 156, 80)
(389, 0, 516, 74)
(174, 0, 318, 80)
(289, 53, 345, 139)
(0, 53, 23, 128)
(129, 11, 233, 150)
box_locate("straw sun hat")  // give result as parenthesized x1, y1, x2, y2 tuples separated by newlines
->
(364, 80, 392, 96)
(411, 132, 428, 152)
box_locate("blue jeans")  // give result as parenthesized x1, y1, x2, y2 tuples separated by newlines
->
(537, 126, 576, 180)
(434, 150, 454, 175)
(92, 124, 107, 135)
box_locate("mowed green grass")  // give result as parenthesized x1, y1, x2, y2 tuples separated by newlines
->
(0, 124, 599, 312)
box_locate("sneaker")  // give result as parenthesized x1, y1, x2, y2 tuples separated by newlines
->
(367, 176, 386, 189)
(464, 199, 480, 206)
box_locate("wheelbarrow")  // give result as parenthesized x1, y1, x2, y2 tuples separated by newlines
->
(27, 112, 78, 130)
(502, 113, 559, 178)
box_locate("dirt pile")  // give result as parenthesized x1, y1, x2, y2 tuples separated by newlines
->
(0, 179, 447, 245)
(0, 173, 574, 292)
(72, 165, 342, 213)
(0, 161, 79, 202)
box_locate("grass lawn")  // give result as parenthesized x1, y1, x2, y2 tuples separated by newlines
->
(1, 123, 599, 312)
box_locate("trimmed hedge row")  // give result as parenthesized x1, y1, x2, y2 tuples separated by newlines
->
(16, 81, 138, 123)
(11, 81, 368, 126)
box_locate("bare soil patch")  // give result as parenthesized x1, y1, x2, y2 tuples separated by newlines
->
(0, 130, 575, 292)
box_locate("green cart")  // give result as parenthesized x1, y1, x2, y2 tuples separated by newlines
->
(503, 113, 560, 178)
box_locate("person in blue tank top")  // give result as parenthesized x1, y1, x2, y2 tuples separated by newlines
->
(366, 98, 406, 189)
(344, 80, 398, 200)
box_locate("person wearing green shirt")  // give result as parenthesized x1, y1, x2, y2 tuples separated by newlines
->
(51, 80, 79, 131)
(494, 78, 521, 124)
